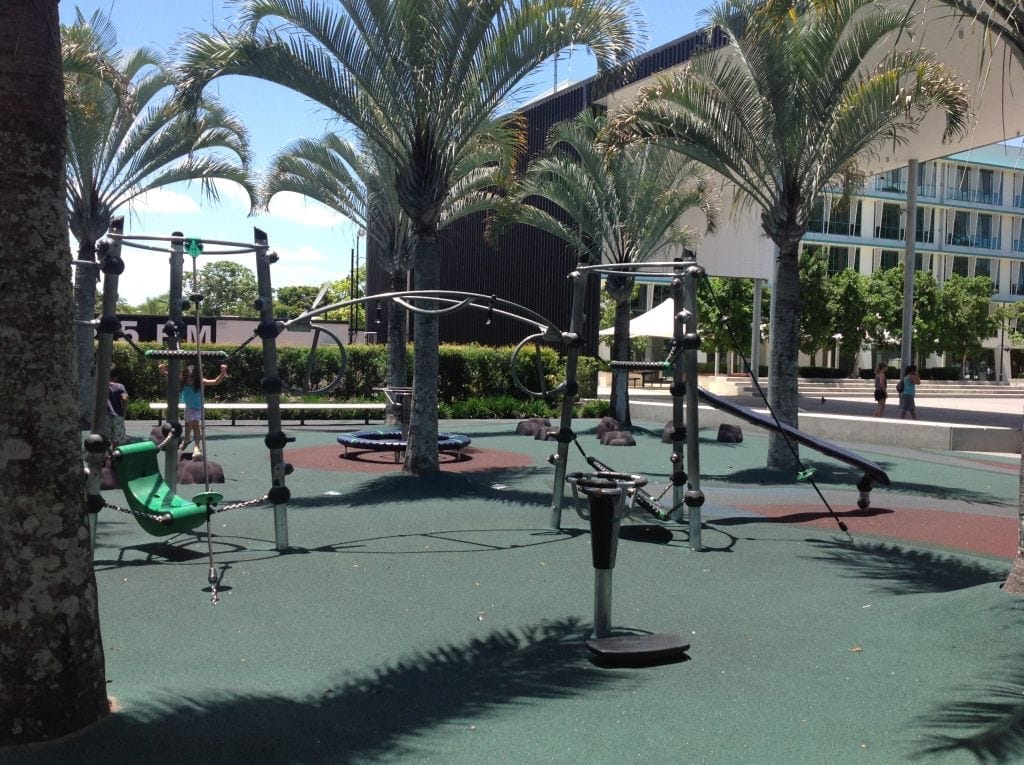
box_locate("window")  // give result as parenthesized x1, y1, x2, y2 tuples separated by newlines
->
(952, 256, 970, 277)
(880, 249, 899, 270)
(949, 210, 971, 246)
(877, 203, 902, 239)
(915, 252, 930, 273)
(976, 213, 993, 248)
(827, 247, 849, 275)
(975, 258, 997, 291)
(979, 168, 994, 204)
(1015, 262, 1024, 294)
(808, 196, 825, 233)
(915, 207, 934, 243)
(953, 164, 971, 200)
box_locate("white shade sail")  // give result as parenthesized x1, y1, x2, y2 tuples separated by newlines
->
(598, 298, 678, 339)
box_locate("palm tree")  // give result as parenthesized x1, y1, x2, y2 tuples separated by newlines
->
(263, 131, 511, 417)
(64, 10, 255, 427)
(508, 108, 716, 425)
(175, 0, 640, 474)
(613, 0, 969, 471)
(0, 0, 109, 743)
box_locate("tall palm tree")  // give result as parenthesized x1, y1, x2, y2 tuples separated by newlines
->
(64, 10, 256, 427)
(509, 108, 716, 425)
(176, 0, 640, 474)
(0, 0, 108, 743)
(263, 131, 510, 413)
(613, 0, 969, 471)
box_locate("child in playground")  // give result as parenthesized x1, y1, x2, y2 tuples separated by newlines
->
(107, 365, 129, 448)
(159, 362, 228, 457)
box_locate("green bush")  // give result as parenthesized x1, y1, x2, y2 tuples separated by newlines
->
(920, 366, 961, 381)
(108, 341, 601, 419)
(575, 399, 610, 418)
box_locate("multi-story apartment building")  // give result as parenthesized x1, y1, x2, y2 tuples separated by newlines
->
(802, 142, 1024, 380)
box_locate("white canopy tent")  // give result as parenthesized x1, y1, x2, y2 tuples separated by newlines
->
(598, 298, 677, 339)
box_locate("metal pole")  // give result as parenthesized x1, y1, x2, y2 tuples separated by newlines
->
(681, 253, 704, 552)
(349, 247, 355, 343)
(900, 159, 919, 369)
(549, 266, 590, 529)
(84, 219, 125, 549)
(254, 229, 291, 550)
(166, 232, 185, 492)
(750, 278, 763, 378)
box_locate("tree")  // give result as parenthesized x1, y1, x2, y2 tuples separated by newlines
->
(863, 264, 905, 353)
(612, 0, 969, 471)
(798, 248, 833, 366)
(64, 10, 255, 427)
(189, 260, 259, 317)
(0, 0, 109, 743)
(177, 0, 639, 474)
(826, 268, 869, 374)
(697, 276, 765, 373)
(935, 274, 999, 374)
(508, 109, 715, 425)
(263, 132, 504, 406)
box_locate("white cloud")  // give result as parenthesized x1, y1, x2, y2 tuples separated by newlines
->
(125, 188, 202, 215)
(267, 191, 350, 228)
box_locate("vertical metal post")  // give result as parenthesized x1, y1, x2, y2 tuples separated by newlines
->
(84, 219, 124, 549)
(750, 278, 763, 378)
(254, 229, 290, 550)
(165, 232, 186, 491)
(900, 159, 919, 369)
(549, 266, 590, 529)
(682, 255, 703, 551)
(669, 261, 687, 527)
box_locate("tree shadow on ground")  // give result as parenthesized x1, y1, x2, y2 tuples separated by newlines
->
(11, 619, 628, 764)
(911, 663, 1024, 764)
(288, 468, 553, 510)
(803, 538, 1005, 594)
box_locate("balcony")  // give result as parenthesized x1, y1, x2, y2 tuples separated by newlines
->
(874, 178, 905, 194)
(946, 187, 1004, 206)
(874, 225, 905, 241)
(947, 232, 1001, 249)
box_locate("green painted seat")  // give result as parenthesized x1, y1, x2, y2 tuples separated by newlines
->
(113, 441, 218, 536)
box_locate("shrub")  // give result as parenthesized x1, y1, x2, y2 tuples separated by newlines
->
(798, 366, 847, 379)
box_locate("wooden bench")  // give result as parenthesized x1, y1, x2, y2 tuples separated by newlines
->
(149, 402, 386, 426)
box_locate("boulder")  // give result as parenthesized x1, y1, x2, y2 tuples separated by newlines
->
(717, 423, 743, 443)
(515, 417, 551, 436)
(596, 416, 621, 438)
(599, 430, 636, 446)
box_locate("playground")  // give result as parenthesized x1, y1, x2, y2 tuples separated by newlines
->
(14, 413, 1024, 764)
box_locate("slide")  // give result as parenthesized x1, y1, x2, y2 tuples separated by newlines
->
(696, 386, 891, 487)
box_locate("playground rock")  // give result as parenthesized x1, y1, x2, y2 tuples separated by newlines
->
(596, 417, 621, 438)
(534, 427, 559, 441)
(599, 430, 636, 446)
(516, 417, 552, 436)
(177, 453, 225, 484)
(717, 424, 743, 443)
(662, 422, 686, 444)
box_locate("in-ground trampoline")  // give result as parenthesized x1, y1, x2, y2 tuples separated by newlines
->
(337, 430, 472, 464)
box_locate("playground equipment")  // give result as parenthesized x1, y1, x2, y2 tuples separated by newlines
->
(82, 219, 295, 576)
(566, 470, 690, 665)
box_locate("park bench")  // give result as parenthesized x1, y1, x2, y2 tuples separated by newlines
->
(149, 401, 386, 426)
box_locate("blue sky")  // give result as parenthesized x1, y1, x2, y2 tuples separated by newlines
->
(61, 0, 704, 303)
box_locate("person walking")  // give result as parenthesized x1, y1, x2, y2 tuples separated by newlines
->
(873, 361, 888, 417)
(899, 364, 921, 420)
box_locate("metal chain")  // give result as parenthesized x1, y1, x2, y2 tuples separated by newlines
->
(97, 494, 270, 519)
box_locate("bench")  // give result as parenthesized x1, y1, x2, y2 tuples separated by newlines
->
(149, 402, 386, 426)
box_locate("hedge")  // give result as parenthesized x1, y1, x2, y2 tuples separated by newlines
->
(107, 342, 600, 416)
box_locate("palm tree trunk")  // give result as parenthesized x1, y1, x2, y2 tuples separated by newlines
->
(386, 268, 408, 425)
(0, 0, 109, 743)
(73, 237, 99, 429)
(767, 244, 801, 472)
(403, 233, 440, 475)
(611, 299, 632, 426)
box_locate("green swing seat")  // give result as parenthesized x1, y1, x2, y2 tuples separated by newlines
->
(113, 441, 221, 536)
